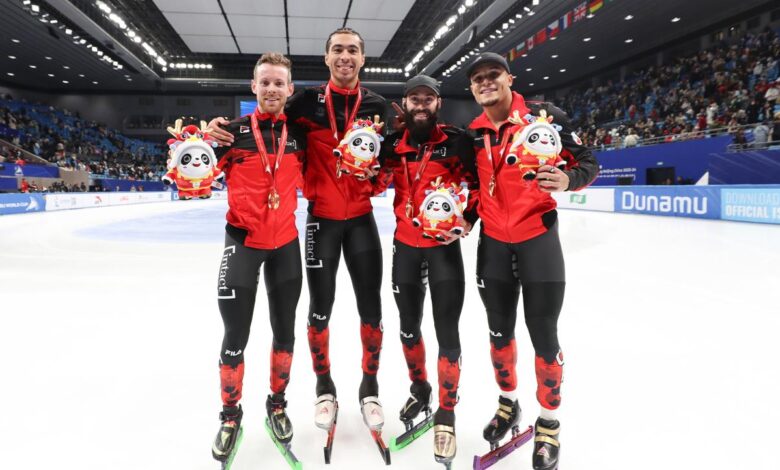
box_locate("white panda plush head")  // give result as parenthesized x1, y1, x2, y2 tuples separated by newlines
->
(424, 191, 456, 221)
(516, 119, 562, 158)
(167, 121, 218, 179)
(346, 127, 382, 162)
(172, 139, 216, 179)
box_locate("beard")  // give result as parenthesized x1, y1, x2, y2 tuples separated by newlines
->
(405, 109, 439, 144)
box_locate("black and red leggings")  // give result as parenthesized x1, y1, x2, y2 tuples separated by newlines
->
(217, 228, 302, 407)
(392, 239, 464, 411)
(304, 212, 384, 385)
(476, 222, 566, 412)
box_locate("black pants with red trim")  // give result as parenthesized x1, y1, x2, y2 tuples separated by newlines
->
(304, 212, 383, 397)
(476, 221, 566, 412)
(392, 239, 464, 411)
(217, 229, 302, 407)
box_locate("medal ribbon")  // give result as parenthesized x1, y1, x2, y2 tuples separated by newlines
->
(401, 140, 435, 218)
(325, 83, 363, 141)
(250, 110, 288, 208)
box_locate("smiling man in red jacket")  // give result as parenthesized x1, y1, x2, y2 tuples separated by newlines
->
(209, 52, 306, 464)
(466, 52, 598, 470)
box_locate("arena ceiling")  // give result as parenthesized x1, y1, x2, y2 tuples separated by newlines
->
(0, 0, 775, 97)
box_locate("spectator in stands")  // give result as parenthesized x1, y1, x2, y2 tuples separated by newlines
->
(624, 129, 640, 147)
(752, 121, 769, 149)
(20, 178, 29, 193)
(772, 113, 780, 143)
(733, 128, 748, 146)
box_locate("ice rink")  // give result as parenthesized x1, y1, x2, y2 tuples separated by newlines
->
(1, 194, 778, 470)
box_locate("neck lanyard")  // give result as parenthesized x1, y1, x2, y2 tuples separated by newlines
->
(250, 111, 288, 210)
(325, 83, 362, 141)
(401, 139, 436, 218)
(483, 128, 512, 197)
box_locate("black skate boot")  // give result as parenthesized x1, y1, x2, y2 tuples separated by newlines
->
(266, 393, 293, 444)
(212, 405, 243, 463)
(399, 380, 432, 423)
(482, 396, 521, 445)
(533, 417, 560, 470)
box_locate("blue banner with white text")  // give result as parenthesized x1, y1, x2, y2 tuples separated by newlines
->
(0, 193, 45, 215)
(614, 186, 721, 219)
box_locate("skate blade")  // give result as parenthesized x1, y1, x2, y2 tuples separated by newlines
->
(370, 429, 391, 465)
(221, 427, 244, 470)
(264, 419, 302, 470)
(323, 404, 339, 464)
(389, 414, 434, 452)
(472, 425, 533, 470)
(434, 454, 454, 470)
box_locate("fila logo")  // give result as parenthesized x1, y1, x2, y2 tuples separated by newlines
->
(476, 278, 485, 288)
(392, 284, 400, 293)
(312, 313, 327, 321)
(400, 330, 413, 339)
(224, 349, 243, 357)
(489, 330, 503, 338)
(239, 125, 250, 133)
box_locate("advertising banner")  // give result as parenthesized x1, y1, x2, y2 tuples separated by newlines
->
(0, 193, 45, 215)
(721, 188, 780, 224)
(553, 187, 614, 212)
(614, 186, 721, 219)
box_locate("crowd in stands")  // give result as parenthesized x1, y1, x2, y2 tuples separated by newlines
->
(561, 28, 780, 149)
(0, 95, 167, 184)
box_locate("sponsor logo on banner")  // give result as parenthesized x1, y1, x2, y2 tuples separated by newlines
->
(552, 187, 614, 211)
(721, 188, 780, 224)
(615, 187, 720, 219)
(0, 194, 45, 215)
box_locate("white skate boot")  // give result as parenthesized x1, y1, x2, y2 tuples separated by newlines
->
(314, 394, 337, 430)
(360, 396, 385, 431)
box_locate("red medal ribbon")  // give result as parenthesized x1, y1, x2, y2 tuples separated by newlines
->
(250, 109, 288, 209)
(401, 139, 435, 218)
(325, 82, 363, 141)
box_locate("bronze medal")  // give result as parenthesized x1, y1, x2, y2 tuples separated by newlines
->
(405, 199, 414, 218)
(488, 175, 496, 197)
(268, 189, 280, 210)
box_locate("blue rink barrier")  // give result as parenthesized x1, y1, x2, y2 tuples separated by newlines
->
(0, 193, 45, 215)
(552, 184, 780, 225)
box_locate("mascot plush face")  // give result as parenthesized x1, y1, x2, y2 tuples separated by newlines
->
(424, 192, 455, 221)
(176, 142, 215, 179)
(522, 123, 560, 157)
(347, 129, 379, 162)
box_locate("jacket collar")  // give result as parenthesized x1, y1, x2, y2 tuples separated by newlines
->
(327, 79, 361, 95)
(254, 107, 287, 123)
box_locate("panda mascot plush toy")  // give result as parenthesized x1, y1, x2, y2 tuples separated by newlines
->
(333, 117, 384, 177)
(163, 119, 222, 200)
(412, 177, 469, 242)
(504, 109, 567, 181)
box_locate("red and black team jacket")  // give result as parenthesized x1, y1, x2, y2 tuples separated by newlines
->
(468, 91, 599, 244)
(285, 80, 388, 220)
(214, 110, 306, 250)
(376, 124, 478, 248)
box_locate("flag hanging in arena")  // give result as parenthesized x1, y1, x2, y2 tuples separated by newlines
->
(573, 1, 588, 22)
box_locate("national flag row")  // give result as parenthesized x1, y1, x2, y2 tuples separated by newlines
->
(506, 0, 613, 62)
